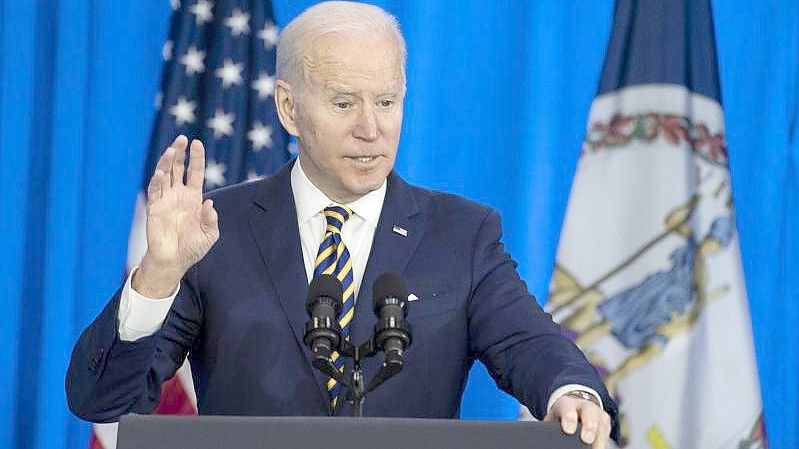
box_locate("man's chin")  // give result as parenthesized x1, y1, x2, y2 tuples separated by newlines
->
(345, 177, 387, 199)
(351, 183, 383, 197)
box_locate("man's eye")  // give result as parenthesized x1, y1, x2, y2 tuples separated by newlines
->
(379, 100, 394, 107)
(334, 101, 352, 109)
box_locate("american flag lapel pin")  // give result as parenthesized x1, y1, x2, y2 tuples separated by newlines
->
(392, 224, 408, 237)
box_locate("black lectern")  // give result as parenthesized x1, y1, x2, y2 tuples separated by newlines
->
(117, 415, 587, 449)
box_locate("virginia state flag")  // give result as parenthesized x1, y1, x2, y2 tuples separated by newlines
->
(547, 1, 765, 447)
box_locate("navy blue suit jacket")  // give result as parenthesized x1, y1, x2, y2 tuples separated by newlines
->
(67, 161, 617, 435)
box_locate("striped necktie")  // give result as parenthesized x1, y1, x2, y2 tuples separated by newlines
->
(313, 205, 355, 410)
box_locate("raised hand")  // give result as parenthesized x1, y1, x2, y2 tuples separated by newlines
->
(132, 135, 220, 298)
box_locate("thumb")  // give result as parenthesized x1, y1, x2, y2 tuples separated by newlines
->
(201, 199, 219, 233)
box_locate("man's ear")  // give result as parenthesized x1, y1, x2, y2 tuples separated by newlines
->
(275, 80, 299, 137)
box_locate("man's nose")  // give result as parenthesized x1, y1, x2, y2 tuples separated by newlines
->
(353, 106, 378, 141)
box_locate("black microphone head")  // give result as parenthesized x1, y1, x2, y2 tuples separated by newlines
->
(306, 274, 344, 314)
(372, 272, 408, 315)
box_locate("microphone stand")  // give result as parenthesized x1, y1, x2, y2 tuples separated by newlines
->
(311, 336, 406, 417)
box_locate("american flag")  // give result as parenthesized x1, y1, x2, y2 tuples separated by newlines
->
(91, 0, 290, 447)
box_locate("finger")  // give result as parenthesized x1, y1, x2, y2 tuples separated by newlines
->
(171, 134, 189, 151)
(148, 169, 164, 200)
(201, 199, 218, 230)
(187, 139, 206, 190)
(594, 413, 611, 449)
(154, 146, 175, 184)
(560, 407, 579, 435)
(578, 403, 600, 445)
(171, 135, 188, 186)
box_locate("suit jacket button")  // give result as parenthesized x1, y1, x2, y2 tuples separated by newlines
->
(89, 348, 104, 371)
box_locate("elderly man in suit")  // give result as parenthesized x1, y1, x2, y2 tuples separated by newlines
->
(67, 2, 616, 448)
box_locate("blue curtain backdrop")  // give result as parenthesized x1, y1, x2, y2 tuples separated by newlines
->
(1, 1, 796, 449)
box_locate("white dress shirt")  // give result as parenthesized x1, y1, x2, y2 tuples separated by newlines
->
(115, 159, 600, 411)
(291, 158, 386, 295)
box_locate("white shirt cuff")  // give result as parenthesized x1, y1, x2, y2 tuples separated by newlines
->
(117, 266, 180, 341)
(547, 384, 604, 412)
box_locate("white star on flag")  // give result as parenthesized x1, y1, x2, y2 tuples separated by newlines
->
(252, 72, 275, 99)
(170, 0, 180, 11)
(180, 46, 206, 76)
(215, 59, 244, 88)
(205, 159, 227, 188)
(207, 109, 235, 138)
(162, 40, 173, 61)
(258, 22, 279, 49)
(247, 122, 274, 151)
(246, 170, 264, 182)
(169, 96, 197, 125)
(225, 9, 250, 37)
(190, 0, 213, 26)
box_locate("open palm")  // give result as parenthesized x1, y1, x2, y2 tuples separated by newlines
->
(144, 135, 219, 274)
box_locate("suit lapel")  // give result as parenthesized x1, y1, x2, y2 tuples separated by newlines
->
(344, 173, 425, 415)
(248, 161, 331, 410)
(352, 172, 424, 343)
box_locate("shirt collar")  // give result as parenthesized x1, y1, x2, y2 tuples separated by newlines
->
(290, 158, 386, 226)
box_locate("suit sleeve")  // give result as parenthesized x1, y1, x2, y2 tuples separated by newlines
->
(467, 209, 619, 439)
(65, 267, 203, 423)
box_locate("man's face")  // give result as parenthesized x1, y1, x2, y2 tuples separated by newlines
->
(286, 32, 405, 203)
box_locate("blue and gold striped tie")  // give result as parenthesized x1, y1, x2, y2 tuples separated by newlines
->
(313, 205, 355, 410)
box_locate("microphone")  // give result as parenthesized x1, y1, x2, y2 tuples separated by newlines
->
(303, 274, 344, 359)
(372, 272, 412, 371)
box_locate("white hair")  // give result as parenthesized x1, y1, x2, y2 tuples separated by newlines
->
(276, 1, 407, 92)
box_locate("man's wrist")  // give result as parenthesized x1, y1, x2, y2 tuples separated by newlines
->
(565, 390, 601, 408)
(132, 255, 185, 299)
(547, 384, 604, 414)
